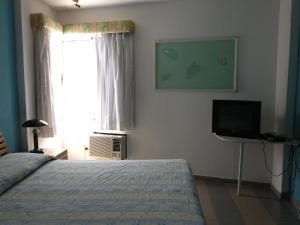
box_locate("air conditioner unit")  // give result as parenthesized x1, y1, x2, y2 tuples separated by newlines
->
(89, 134, 127, 160)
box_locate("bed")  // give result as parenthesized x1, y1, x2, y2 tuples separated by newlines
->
(0, 153, 205, 225)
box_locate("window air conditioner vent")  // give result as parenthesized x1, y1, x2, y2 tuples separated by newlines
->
(89, 134, 127, 160)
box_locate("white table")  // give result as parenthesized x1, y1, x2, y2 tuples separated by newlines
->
(214, 134, 297, 196)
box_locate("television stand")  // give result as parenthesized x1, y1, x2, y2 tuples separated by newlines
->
(214, 134, 298, 196)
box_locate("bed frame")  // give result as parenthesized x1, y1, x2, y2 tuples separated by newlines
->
(0, 133, 9, 156)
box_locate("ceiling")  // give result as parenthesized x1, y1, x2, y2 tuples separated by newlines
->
(41, 0, 169, 10)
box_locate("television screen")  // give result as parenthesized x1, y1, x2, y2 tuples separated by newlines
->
(212, 100, 261, 138)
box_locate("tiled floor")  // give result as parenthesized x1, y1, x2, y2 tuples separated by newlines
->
(196, 177, 300, 225)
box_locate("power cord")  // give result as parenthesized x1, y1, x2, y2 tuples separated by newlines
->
(294, 148, 300, 173)
(260, 141, 300, 219)
(261, 141, 299, 197)
(261, 141, 295, 177)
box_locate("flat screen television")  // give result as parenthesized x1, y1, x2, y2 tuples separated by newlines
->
(212, 100, 261, 138)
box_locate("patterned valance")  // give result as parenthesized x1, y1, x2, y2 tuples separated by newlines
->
(63, 20, 135, 34)
(31, 14, 134, 34)
(31, 14, 63, 32)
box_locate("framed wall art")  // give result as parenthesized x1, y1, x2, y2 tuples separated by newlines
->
(155, 37, 238, 91)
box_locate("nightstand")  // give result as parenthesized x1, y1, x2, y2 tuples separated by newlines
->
(43, 148, 68, 160)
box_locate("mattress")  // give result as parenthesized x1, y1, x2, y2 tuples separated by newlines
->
(0, 153, 205, 225)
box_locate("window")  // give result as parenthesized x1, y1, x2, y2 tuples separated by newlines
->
(61, 34, 97, 152)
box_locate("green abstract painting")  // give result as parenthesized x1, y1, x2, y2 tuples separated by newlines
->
(155, 38, 237, 91)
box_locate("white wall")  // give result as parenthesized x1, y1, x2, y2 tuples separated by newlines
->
(58, 0, 280, 182)
(272, 0, 292, 193)
(20, 0, 58, 149)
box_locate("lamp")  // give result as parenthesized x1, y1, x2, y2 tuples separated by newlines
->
(73, 0, 80, 8)
(22, 119, 48, 154)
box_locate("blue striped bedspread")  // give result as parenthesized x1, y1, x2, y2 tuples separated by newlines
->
(0, 154, 205, 225)
(0, 153, 54, 195)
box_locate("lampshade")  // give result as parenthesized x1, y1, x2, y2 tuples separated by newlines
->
(22, 119, 48, 128)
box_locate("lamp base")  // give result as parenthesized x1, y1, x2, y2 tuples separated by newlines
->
(29, 149, 44, 154)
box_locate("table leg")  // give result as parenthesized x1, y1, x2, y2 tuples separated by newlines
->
(237, 142, 244, 196)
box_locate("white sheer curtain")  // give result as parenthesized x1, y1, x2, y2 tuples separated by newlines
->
(33, 28, 62, 137)
(60, 33, 134, 158)
(95, 33, 134, 131)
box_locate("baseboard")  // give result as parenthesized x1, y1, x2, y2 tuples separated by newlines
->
(194, 175, 300, 210)
(291, 197, 300, 212)
(270, 184, 282, 199)
(195, 175, 287, 200)
(194, 175, 270, 187)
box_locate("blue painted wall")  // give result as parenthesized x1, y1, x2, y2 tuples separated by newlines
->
(284, 0, 300, 203)
(292, 27, 300, 202)
(0, 0, 21, 152)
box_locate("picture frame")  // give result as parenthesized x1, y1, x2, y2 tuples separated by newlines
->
(155, 37, 238, 91)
